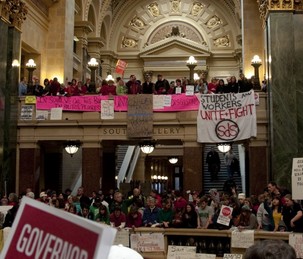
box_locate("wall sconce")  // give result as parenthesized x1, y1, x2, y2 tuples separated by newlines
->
(64, 141, 81, 157)
(151, 175, 168, 181)
(186, 56, 197, 85)
(217, 143, 231, 153)
(169, 157, 178, 164)
(139, 140, 155, 154)
(12, 59, 20, 67)
(251, 55, 262, 90)
(193, 73, 200, 81)
(106, 74, 114, 82)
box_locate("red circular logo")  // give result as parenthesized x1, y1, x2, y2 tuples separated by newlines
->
(222, 206, 231, 216)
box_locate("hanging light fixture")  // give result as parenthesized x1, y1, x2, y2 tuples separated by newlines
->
(217, 143, 231, 153)
(169, 157, 178, 164)
(139, 140, 155, 154)
(64, 141, 81, 157)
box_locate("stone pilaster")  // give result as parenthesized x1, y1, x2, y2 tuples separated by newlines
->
(44, 0, 75, 83)
(74, 21, 93, 81)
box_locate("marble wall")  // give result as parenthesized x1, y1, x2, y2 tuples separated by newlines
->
(267, 13, 303, 188)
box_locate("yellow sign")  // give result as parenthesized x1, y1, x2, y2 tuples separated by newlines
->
(25, 96, 36, 104)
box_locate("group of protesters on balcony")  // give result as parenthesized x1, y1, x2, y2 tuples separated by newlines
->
(19, 73, 256, 97)
(1, 180, 302, 233)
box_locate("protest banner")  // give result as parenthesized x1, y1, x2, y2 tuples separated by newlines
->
(197, 90, 257, 143)
(36, 94, 200, 112)
(0, 197, 116, 259)
(291, 158, 303, 199)
(127, 95, 153, 138)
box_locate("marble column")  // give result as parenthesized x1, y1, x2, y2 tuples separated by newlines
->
(0, 20, 8, 195)
(266, 12, 303, 187)
(3, 26, 20, 194)
(82, 147, 103, 194)
(182, 142, 203, 194)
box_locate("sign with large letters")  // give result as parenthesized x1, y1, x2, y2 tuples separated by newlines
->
(197, 90, 257, 143)
(0, 197, 116, 259)
(35, 94, 200, 112)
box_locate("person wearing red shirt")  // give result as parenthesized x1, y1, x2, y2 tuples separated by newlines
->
(110, 206, 126, 229)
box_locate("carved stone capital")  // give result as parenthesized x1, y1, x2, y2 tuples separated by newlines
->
(74, 21, 94, 47)
(1, 0, 28, 29)
(257, 0, 303, 26)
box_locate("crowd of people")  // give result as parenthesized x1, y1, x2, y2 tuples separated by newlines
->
(1, 181, 302, 234)
(18, 73, 259, 97)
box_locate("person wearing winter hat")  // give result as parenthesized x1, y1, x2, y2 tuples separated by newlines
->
(235, 204, 257, 230)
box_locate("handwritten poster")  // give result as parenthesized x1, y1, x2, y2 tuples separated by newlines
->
(36, 110, 48, 120)
(153, 95, 164, 109)
(50, 108, 63, 120)
(113, 228, 129, 247)
(127, 95, 153, 138)
(223, 254, 243, 259)
(291, 158, 303, 200)
(289, 233, 303, 258)
(190, 254, 216, 259)
(167, 245, 196, 259)
(186, 85, 195, 96)
(101, 100, 114, 119)
(231, 230, 254, 248)
(130, 233, 164, 252)
(20, 105, 33, 120)
(217, 205, 233, 226)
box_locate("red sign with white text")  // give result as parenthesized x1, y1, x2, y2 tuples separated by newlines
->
(0, 197, 116, 259)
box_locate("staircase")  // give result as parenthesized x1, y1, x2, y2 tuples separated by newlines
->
(203, 144, 242, 194)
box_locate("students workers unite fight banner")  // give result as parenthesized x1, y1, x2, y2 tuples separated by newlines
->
(197, 90, 257, 143)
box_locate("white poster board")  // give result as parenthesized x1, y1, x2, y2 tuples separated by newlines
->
(289, 233, 303, 258)
(36, 110, 49, 120)
(114, 228, 129, 247)
(101, 100, 114, 119)
(20, 105, 33, 120)
(50, 107, 63, 120)
(191, 254, 216, 259)
(167, 245, 196, 259)
(217, 205, 233, 226)
(0, 197, 116, 259)
(130, 233, 164, 252)
(186, 85, 195, 96)
(291, 158, 303, 199)
(223, 254, 243, 259)
(231, 230, 254, 248)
